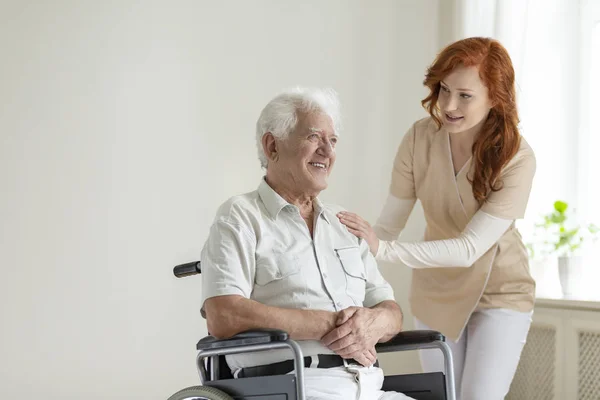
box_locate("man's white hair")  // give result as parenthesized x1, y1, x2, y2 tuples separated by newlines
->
(255, 87, 341, 168)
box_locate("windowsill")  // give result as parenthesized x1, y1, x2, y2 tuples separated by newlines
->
(531, 252, 600, 311)
(535, 294, 600, 311)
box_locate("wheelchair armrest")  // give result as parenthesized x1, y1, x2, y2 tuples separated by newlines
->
(196, 329, 289, 351)
(375, 330, 445, 353)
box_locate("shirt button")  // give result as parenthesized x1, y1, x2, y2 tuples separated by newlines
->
(336, 302, 343, 308)
(323, 272, 328, 278)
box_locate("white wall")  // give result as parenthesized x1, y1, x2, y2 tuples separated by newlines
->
(0, 1, 439, 398)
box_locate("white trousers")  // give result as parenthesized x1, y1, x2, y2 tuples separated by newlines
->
(301, 365, 415, 400)
(415, 308, 532, 400)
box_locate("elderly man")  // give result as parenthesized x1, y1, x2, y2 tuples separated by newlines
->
(201, 87, 414, 400)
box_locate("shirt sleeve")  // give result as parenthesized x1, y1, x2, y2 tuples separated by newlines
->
(389, 124, 418, 200)
(361, 239, 395, 307)
(200, 218, 257, 317)
(373, 194, 417, 241)
(480, 149, 536, 219)
(375, 210, 512, 268)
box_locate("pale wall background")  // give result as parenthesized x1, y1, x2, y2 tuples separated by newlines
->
(0, 1, 443, 398)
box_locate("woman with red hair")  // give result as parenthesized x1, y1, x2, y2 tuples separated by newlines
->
(338, 37, 535, 399)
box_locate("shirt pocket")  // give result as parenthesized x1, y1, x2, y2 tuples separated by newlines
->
(255, 252, 300, 286)
(335, 246, 366, 304)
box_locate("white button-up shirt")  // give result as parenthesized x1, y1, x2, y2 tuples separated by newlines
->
(200, 179, 395, 370)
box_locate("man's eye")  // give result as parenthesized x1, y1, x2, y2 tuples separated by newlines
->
(309, 134, 319, 140)
(330, 138, 338, 146)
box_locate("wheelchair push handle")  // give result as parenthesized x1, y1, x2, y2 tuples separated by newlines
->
(173, 261, 201, 277)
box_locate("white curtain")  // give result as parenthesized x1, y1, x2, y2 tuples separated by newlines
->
(578, 0, 600, 238)
(441, 0, 600, 297)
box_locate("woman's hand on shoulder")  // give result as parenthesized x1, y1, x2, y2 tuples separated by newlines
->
(337, 211, 379, 255)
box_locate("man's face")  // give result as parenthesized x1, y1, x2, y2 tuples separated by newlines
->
(437, 65, 493, 134)
(273, 112, 337, 195)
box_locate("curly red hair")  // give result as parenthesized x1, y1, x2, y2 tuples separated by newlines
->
(421, 37, 521, 204)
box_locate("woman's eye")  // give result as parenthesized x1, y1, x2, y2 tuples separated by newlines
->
(441, 86, 450, 92)
(460, 94, 472, 99)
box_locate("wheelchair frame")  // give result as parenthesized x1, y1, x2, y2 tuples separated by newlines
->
(174, 261, 457, 400)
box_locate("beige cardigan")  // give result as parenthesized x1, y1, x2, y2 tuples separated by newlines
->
(387, 117, 536, 341)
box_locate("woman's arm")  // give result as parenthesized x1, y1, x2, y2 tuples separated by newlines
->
(372, 195, 417, 240)
(341, 209, 512, 268)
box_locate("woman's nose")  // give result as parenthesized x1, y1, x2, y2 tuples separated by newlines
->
(445, 95, 459, 111)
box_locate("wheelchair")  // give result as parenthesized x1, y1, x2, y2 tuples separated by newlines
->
(168, 261, 457, 400)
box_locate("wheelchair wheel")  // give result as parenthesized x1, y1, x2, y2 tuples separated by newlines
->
(167, 385, 234, 400)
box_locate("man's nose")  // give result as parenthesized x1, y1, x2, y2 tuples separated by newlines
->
(317, 139, 335, 156)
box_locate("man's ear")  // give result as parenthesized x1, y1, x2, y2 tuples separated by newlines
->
(262, 132, 279, 163)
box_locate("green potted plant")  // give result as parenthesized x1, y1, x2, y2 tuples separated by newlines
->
(528, 200, 599, 296)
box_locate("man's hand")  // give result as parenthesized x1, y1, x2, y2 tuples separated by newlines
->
(354, 347, 378, 367)
(321, 306, 386, 366)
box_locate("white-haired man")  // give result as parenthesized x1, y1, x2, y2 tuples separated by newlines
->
(201, 88, 414, 399)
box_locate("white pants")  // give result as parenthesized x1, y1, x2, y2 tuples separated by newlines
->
(301, 365, 415, 400)
(415, 308, 532, 400)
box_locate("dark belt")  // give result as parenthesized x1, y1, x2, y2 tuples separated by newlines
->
(237, 354, 379, 378)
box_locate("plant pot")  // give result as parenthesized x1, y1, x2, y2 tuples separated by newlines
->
(557, 256, 583, 297)
(529, 257, 561, 297)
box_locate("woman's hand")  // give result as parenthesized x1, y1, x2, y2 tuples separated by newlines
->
(337, 211, 379, 255)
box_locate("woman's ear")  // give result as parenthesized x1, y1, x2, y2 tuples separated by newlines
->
(262, 132, 279, 163)
(487, 94, 497, 109)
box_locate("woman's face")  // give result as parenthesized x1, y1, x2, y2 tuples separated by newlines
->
(437, 65, 493, 134)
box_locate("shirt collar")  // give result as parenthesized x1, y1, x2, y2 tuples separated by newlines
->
(313, 196, 331, 224)
(257, 178, 330, 224)
(257, 178, 289, 219)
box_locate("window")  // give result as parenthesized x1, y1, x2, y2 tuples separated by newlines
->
(577, 1, 600, 295)
(449, 0, 600, 297)
(515, 0, 600, 297)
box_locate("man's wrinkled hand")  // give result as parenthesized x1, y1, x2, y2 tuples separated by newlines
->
(335, 306, 360, 326)
(351, 347, 378, 367)
(322, 307, 384, 366)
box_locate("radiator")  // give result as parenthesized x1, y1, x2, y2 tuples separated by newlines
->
(506, 303, 600, 400)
